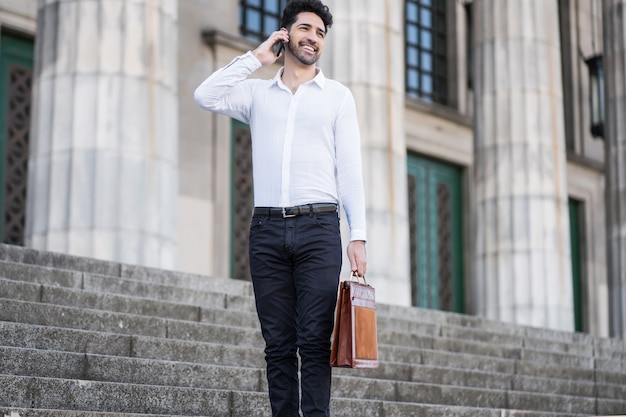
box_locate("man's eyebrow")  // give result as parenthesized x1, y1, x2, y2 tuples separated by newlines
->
(297, 22, 326, 34)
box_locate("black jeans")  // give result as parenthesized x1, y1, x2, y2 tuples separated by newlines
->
(248, 210, 342, 417)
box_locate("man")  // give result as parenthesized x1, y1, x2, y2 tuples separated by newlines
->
(194, 1, 366, 416)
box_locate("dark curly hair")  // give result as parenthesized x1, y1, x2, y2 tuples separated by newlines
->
(280, 0, 333, 32)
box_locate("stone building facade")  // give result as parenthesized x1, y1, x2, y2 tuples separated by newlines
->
(0, 0, 623, 338)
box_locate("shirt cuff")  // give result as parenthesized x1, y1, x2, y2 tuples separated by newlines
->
(242, 50, 263, 72)
(350, 229, 366, 242)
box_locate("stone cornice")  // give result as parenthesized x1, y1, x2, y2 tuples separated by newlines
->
(406, 97, 473, 128)
(566, 151, 604, 173)
(201, 29, 257, 53)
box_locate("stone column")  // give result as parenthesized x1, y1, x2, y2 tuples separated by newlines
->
(472, 0, 574, 330)
(26, 0, 178, 269)
(325, 0, 411, 305)
(603, 0, 626, 338)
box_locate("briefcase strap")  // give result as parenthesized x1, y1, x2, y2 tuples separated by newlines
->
(350, 270, 368, 285)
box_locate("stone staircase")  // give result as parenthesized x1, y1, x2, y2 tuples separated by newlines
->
(0, 243, 625, 417)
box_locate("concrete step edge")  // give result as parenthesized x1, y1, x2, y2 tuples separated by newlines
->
(0, 321, 267, 368)
(1, 248, 624, 358)
(1, 298, 623, 381)
(0, 373, 258, 416)
(0, 245, 251, 294)
(0, 278, 260, 328)
(3, 341, 618, 401)
(2, 344, 609, 399)
(0, 262, 255, 301)
(0, 289, 612, 374)
(2, 283, 618, 374)
(0, 368, 603, 413)
(8, 280, 613, 370)
(0, 401, 590, 417)
(0, 408, 197, 417)
(0, 298, 264, 346)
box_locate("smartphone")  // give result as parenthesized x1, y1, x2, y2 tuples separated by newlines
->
(273, 41, 285, 57)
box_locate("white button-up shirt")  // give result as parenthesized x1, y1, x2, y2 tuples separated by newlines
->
(194, 51, 366, 242)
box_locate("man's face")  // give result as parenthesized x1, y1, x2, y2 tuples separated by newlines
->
(286, 12, 326, 66)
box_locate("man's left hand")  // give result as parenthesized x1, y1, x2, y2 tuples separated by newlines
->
(347, 240, 367, 277)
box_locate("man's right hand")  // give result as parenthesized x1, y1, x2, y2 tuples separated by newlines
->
(252, 28, 289, 66)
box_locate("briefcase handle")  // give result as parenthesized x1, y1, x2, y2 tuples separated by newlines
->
(350, 270, 368, 285)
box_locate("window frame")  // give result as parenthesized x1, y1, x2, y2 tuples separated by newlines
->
(239, 0, 288, 42)
(404, 0, 448, 105)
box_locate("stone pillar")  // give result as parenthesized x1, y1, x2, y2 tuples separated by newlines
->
(26, 0, 178, 269)
(603, 0, 626, 338)
(472, 0, 574, 330)
(325, 0, 411, 305)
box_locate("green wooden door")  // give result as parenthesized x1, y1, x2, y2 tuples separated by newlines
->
(0, 32, 34, 244)
(407, 153, 464, 313)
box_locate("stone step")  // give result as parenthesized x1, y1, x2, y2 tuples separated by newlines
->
(0, 245, 249, 293)
(4, 276, 616, 377)
(4, 261, 623, 369)
(1, 243, 624, 417)
(378, 311, 626, 361)
(6, 341, 620, 403)
(3, 293, 625, 391)
(0, 321, 260, 368)
(333, 375, 598, 415)
(0, 321, 265, 370)
(0, 374, 265, 417)
(381, 303, 626, 358)
(0, 298, 264, 346)
(2, 275, 616, 376)
(0, 245, 122, 276)
(0, 346, 265, 393)
(0, 251, 253, 296)
(0, 409, 195, 417)
(0, 280, 625, 382)
(0, 250, 612, 344)
(0, 370, 610, 417)
(0, 296, 606, 385)
(0, 278, 260, 328)
(0, 403, 588, 417)
(81, 272, 256, 311)
(7, 318, 624, 401)
(2, 253, 624, 363)
(0, 262, 257, 312)
(373, 402, 584, 417)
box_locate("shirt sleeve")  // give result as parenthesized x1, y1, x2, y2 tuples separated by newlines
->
(193, 51, 263, 124)
(335, 90, 367, 242)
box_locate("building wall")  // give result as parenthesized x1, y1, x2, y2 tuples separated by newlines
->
(177, 0, 283, 278)
(0, 0, 613, 336)
(178, 0, 611, 336)
(0, 0, 36, 34)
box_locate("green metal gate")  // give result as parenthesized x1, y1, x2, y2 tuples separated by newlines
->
(0, 31, 34, 245)
(230, 120, 253, 280)
(407, 153, 464, 313)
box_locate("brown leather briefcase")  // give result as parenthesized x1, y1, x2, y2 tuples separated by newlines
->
(330, 273, 379, 368)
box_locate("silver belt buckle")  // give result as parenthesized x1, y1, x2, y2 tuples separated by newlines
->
(282, 207, 296, 218)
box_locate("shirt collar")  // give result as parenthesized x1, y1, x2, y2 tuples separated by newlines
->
(271, 67, 327, 90)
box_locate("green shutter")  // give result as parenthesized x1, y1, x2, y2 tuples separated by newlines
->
(569, 198, 583, 332)
(407, 153, 464, 313)
(0, 32, 34, 243)
(230, 120, 253, 280)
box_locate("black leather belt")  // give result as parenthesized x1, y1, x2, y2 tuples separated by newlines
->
(253, 203, 338, 218)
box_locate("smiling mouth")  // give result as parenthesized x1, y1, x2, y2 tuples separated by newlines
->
(301, 44, 317, 53)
